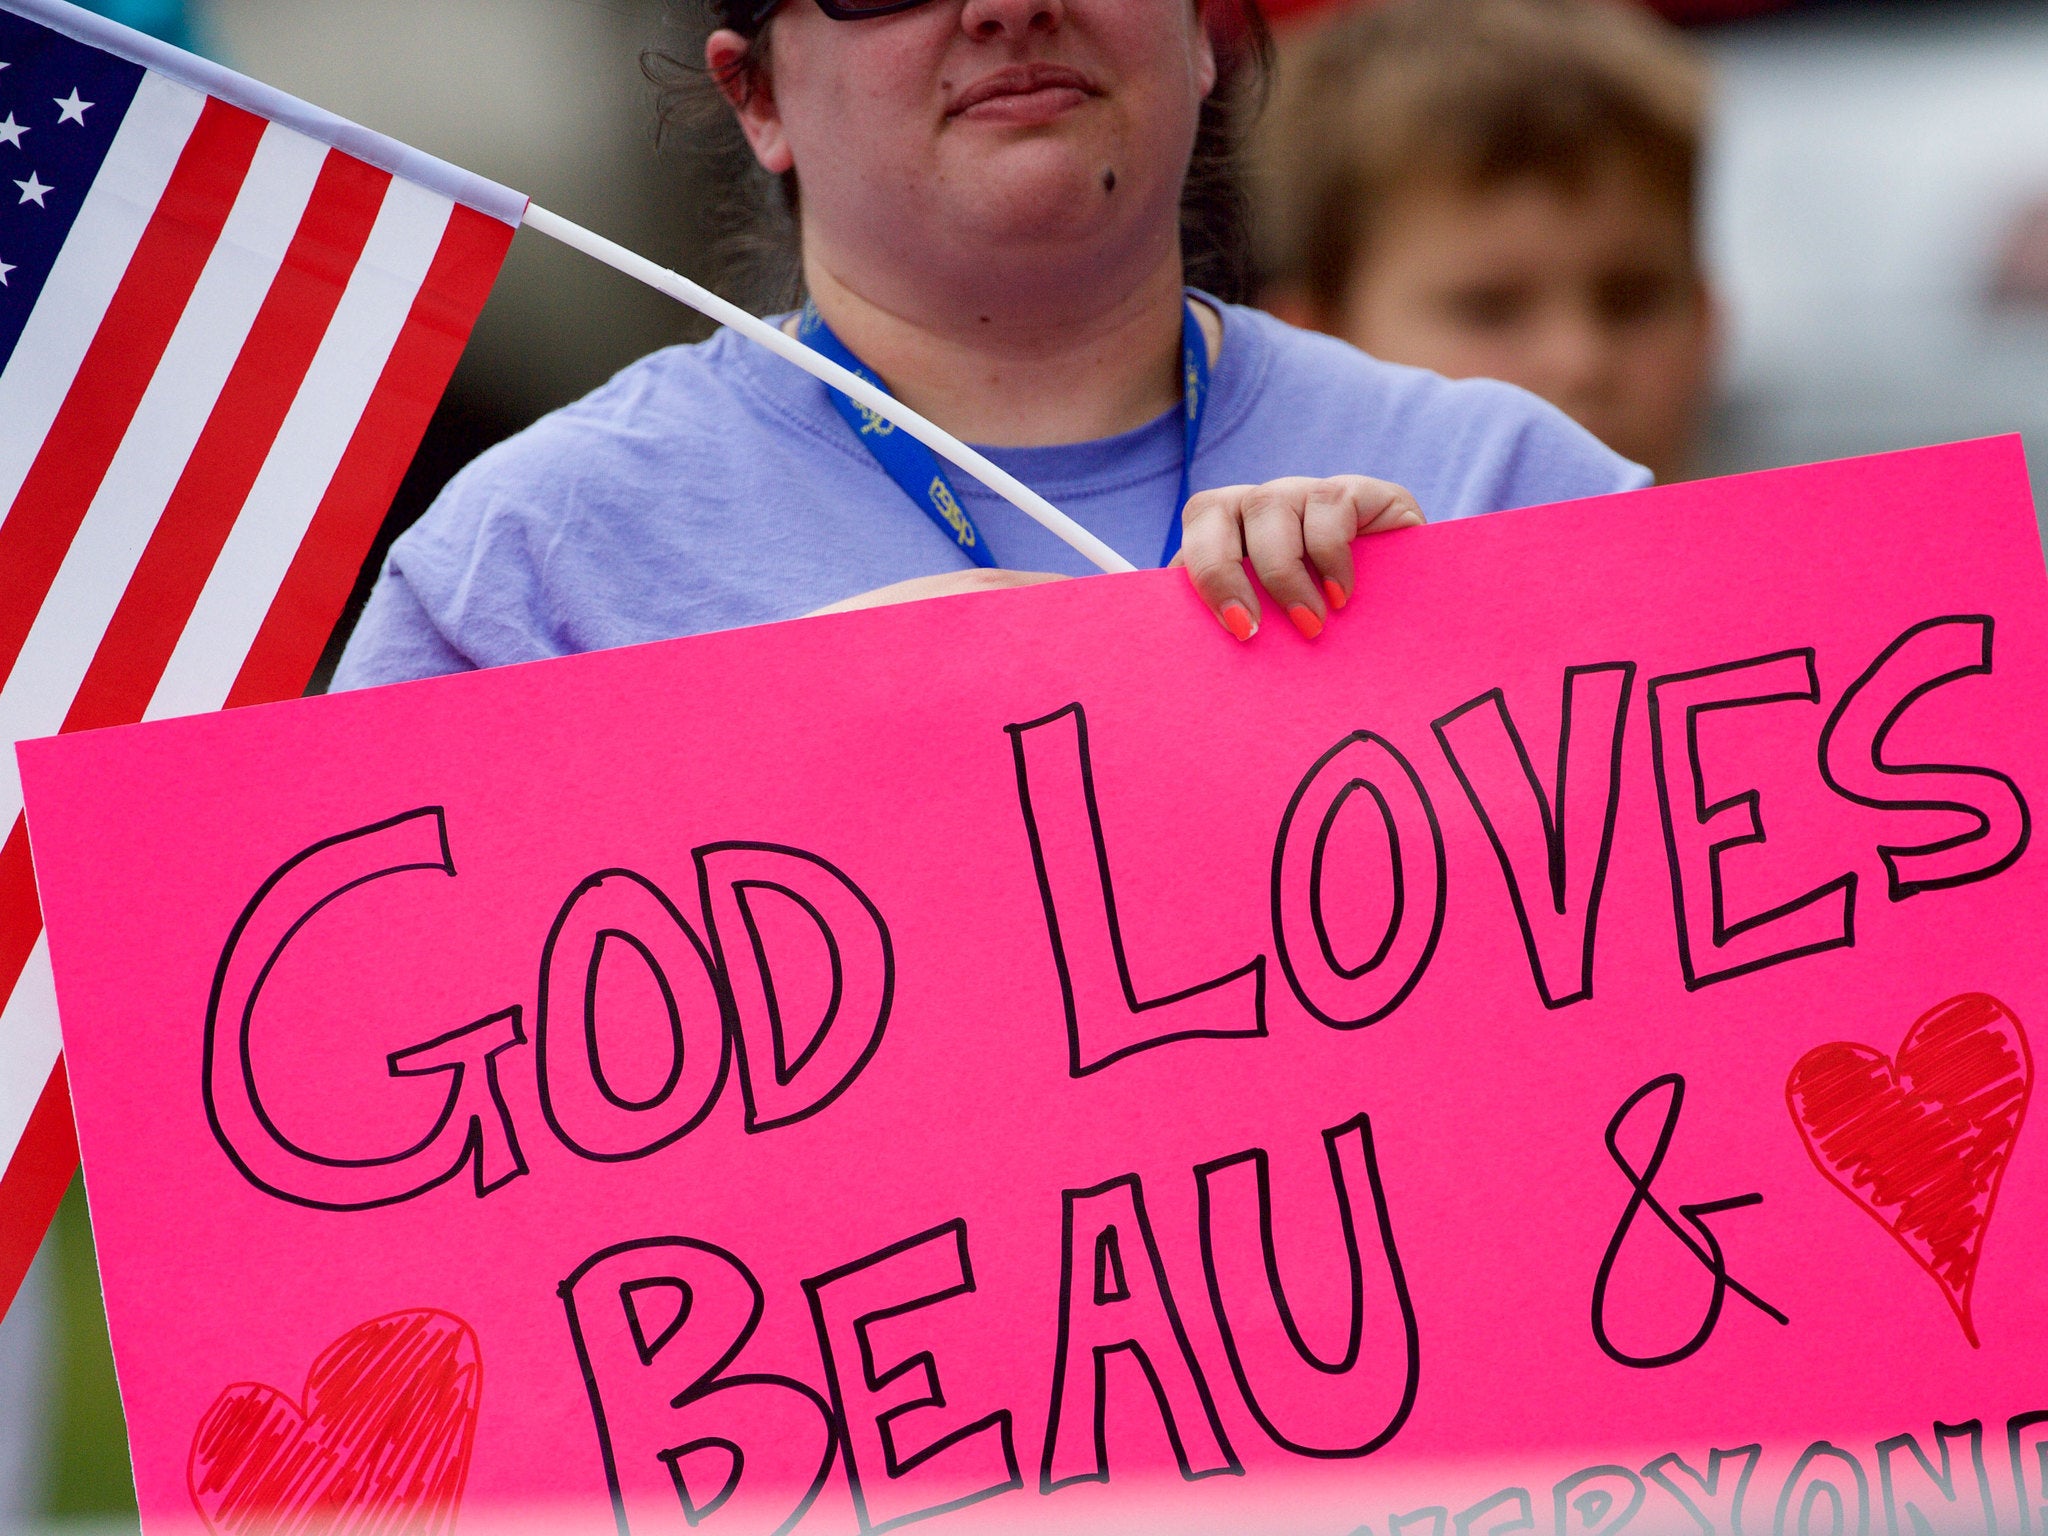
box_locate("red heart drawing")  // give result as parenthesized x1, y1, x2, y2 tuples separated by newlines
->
(1787, 993, 2032, 1347)
(188, 1310, 481, 1536)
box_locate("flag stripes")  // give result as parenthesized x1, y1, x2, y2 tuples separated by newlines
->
(0, 820, 34, 1013)
(0, 3, 519, 1314)
(0, 92, 263, 693)
(6, 117, 323, 765)
(219, 204, 510, 715)
(157, 182, 469, 721)
(0, 934, 56, 1141)
(0, 1051, 70, 1307)
(62, 150, 391, 738)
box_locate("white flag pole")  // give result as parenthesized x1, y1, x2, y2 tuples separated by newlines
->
(521, 205, 1138, 577)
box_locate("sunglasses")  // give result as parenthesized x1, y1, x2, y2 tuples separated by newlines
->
(816, 0, 943, 13)
(724, 0, 942, 35)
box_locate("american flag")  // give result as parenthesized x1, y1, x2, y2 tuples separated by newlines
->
(0, 0, 521, 1312)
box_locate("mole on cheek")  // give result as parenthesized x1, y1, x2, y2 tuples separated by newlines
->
(1102, 168, 1117, 194)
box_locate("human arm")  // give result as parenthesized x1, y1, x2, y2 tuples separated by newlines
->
(328, 564, 475, 691)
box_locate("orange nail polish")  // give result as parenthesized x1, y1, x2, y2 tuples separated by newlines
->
(1289, 604, 1324, 640)
(1323, 578, 1348, 611)
(1220, 603, 1256, 642)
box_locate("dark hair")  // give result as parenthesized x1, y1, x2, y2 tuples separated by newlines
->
(644, 0, 1274, 311)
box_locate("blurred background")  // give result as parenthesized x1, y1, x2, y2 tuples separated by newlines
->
(1700, 2, 2048, 496)
(3, 0, 2047, 1526)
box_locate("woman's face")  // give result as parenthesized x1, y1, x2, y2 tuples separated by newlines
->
(716, 0, 1217, 302)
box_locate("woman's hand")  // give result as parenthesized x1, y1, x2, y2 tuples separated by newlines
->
(1175, 475, 1424, 642)
(807, 569, 1066, 616)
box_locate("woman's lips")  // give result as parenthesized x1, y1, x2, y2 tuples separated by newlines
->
(947, 65, 1100, 125)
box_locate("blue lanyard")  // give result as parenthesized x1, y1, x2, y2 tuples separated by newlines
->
(798, 298, 1212, 570)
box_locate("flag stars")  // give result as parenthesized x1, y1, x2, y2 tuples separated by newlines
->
(0, 256, 13, 287)
(0, 114, 24, 149)
(54, 89, 92, 126)
(15, 171, 51, 207)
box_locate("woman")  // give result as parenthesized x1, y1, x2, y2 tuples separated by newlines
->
(334, 0, 1646, 689)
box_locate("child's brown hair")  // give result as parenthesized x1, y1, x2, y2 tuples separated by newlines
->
(1253, 0, 1709, 316)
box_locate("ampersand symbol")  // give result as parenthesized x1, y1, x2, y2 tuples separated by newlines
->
(1592, 1073, 1788, 1369)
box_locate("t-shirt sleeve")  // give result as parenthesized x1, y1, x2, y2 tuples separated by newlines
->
(1433, 379, 1654, 521)
(329, 426, 588, 687)
(330, 560, 474, 691)
(327, 445, 548, 690)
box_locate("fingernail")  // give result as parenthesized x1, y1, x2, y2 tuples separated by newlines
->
(1288, 604, 1324, 641)
(1323, 578, 1348, 611)
(1220, 602, 1256, 642)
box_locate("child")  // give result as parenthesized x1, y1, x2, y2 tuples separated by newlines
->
(1254, 0, 1716, 484)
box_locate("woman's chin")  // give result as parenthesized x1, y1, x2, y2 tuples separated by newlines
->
(968, 200, 1134, 259)
(941, 153, 1147, 244)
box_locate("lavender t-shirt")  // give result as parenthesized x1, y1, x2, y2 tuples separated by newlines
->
(333, 300, 1649, 688)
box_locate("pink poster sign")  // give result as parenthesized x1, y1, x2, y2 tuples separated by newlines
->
(20, 436, 2048, 1536)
